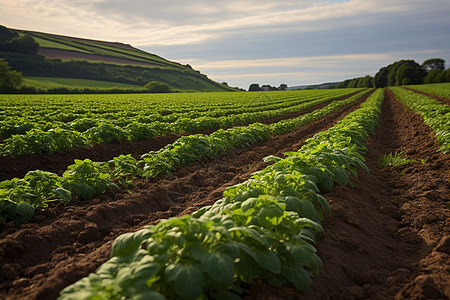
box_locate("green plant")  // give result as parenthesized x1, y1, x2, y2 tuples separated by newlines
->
(391, 87, 450, 153)
(109, 154, 142, 189)
(63, 159, 118, 200)
(0, 170, 71, 225)
(378, 152, 419, 167)
(59, 89, 384, 299)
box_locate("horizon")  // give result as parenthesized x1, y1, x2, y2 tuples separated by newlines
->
(1, 0, 450, 89)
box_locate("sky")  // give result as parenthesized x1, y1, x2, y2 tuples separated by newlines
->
(1, 0, 450, 89)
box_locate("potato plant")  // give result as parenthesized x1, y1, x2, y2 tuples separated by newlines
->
(0, 90, 369, 226)
(391, 87, 450, 153)
(59, 89, 384, 299)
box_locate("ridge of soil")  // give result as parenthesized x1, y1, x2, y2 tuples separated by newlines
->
(405, 87, 450, 105)
(0, 93, 370, 300)
(0, 91, 360, 181)
(248, 89, 449, 299)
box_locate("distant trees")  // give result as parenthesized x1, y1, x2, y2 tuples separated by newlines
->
(0, 26, 39, 55)
(248, 83, 288, 91)
(422, 58, 445, 72)
(0, 58, 22, 92)
(0, 25, 18, 41)
(248, 83, 261, 91)
(334, 75, 374, 89)
(330, 58, 449, 89)
(144, 81, 171, 93)
(374, 60, 427, 87)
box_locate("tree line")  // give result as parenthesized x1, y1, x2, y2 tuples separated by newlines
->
(332, 58, 450, 88)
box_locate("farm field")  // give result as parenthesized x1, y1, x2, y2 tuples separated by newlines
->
(22, 77, 144, 91)
(0, 87, 449, 299)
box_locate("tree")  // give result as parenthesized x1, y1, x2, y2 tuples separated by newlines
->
(3, 34, 39, 54)
(0, 25, 18, 42)
(374, 67, 388, 87)
(422, 58, 445, 72)
(144, 81, 171, 93)
(374, 59, 426, 87)
(424, 69, 444, 83)
(279, 84, 288, 90)
(248, 83, 261, 91)
(0, 59, 22, 92)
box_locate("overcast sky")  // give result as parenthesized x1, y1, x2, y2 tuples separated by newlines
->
(2, 0, 450, 89)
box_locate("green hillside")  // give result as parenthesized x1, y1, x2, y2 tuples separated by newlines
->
(0, 25, 234, 92)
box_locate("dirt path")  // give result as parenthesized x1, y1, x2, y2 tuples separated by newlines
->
(248, 89, 449, 299)
(0, 91, 360, 181)
(0, 93, 370, 300)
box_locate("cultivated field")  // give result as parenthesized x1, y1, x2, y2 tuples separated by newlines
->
(0, 86, 448, 299)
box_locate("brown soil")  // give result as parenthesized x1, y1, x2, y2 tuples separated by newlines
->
(405, 87, 450, 105)
(0, 93, 369, 300)
(0, 92, 357, 181)
(248, 89, 450, 299)
(1, 89, 448, 300)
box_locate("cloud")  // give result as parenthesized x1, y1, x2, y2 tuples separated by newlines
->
(1, 0, 449, 88)
(2, 0, 448, 47)
(189, 49, 449, 88)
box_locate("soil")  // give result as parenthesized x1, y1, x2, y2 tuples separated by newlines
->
(0, 91, 359, 181)
(248, 89, 450, 299)
(405, 87, 450, 105)
(0, 89, 449, 299)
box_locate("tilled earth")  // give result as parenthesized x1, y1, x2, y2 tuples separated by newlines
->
(0, 89, 448, 300)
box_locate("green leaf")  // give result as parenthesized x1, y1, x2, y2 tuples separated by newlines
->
(201, 252, 234, 287)
(285, 196, 301, 213)
(318, 173, 334, 192)
(284, 242, 316, 266)
(330, 167, 348, 186)
(296, 198, 319, 221)
(234, 252, 257, 283)
(263, 155, 282, 163)
(131, 291, 165, 300)
(165, 263, 204, 299)
(254, 250, 281, 274)
(111, 229, 152, 257)
(52, 188, 72, 203)
(259, 204, 284, 220)
(14, 202, 35, 226)
(75, 183, 96, 200)
(282, 265, 312, 291)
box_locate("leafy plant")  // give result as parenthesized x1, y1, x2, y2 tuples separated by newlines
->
(0, 170, 71, 225)
(63, 159, 118, 200)
(60, 89, 384, 299)
(109, 154, 142, 189)
(391, 87, 450, 153)
(378, 151, 419, 167)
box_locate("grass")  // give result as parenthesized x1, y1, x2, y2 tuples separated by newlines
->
(378, 151, 425, 167)
(30, 36, 93, 54)
(23, 77, 144, 90)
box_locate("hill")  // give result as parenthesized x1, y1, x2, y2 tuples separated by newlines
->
(0, 26, 234, 92)
(288, 82, 341, 90)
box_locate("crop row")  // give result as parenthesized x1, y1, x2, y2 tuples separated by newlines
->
(408, 82, 450, 99)
(0, 89, 358, 136)
(0, 90, 370, 226)
(390, 87, 450, 153)
(0, 90, 362, 156)
(58, 89, 384, 299)
(1, 89, 358, 121)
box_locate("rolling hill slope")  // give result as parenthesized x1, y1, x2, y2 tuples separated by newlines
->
(0, 26, 234, 92)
